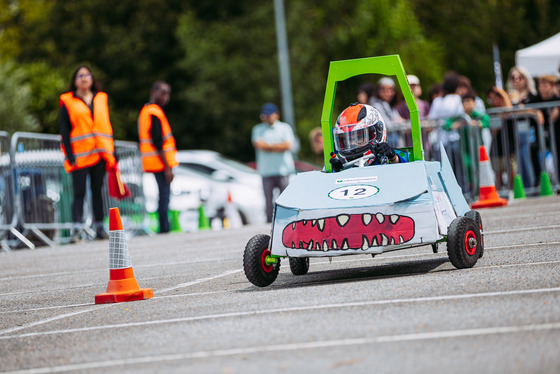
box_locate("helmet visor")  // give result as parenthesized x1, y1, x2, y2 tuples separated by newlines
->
(334, 125, 382, 154)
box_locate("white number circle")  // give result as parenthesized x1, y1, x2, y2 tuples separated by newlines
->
(328, 185, 379, 200)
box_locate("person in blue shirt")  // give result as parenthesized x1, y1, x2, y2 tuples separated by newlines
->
(252, 103, 296, 222)
(330, 103, 406, 172)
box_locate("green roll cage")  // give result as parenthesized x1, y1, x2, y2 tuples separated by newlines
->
(320, 55, 424, 172)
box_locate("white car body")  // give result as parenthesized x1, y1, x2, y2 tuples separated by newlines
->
(175, 150, 266, 225)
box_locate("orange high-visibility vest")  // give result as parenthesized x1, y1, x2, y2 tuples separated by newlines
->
(138, 104, 178, 172)
(59, 92, 116, 173)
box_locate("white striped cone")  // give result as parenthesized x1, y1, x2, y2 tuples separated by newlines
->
(95, 207, 153, 303)
(471, 146, 508, 209)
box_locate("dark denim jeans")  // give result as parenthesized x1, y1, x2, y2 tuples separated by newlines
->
(154, 171, 171, 233)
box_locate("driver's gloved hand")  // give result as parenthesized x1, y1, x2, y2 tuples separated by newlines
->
(330, 152, 345, 172)
(376, 142, 396, 159)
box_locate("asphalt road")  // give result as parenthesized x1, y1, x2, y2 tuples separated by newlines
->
(1, 196, 559, 373)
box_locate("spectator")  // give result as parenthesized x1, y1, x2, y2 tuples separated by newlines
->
(506, 66, 537, 105)
(428, 72, 463, 120)
(138, 81, 178, 234)
(252, 103, 295, 223)
(454, 92, 490, 187)
(357, 82, 375, 105)
(370, 77, 404, 148)
(59, 65, 116, 241)
(309, 127, 324, 166)
(457, 75, 486, 114)
(487, 86, 535, 189)
(428, 72, 465, 188)
(428, 82, 444, 106)
(396, 75, 430, 120)
(530, 75, 560, 179)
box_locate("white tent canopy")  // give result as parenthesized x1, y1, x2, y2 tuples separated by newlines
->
(515, 32, 560, 78)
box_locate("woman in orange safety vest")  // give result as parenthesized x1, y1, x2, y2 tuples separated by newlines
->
(138, 81, 178, 233)
(59, 65, 116, 241)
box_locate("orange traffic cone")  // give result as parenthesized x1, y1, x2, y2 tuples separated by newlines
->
(471, 145, 508, 209)
(223, 191, 243, 229)
(95, 207, 153, 304)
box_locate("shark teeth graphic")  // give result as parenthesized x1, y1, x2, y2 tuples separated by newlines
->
(282, 213, 415, 252)
(380, 233, 389, 246)
(336, 214, 350, 227)
(362, 235, 369, 250)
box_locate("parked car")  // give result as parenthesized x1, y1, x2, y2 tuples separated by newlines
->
(143, 166, 214, 216)
(172, 150, 266, 225)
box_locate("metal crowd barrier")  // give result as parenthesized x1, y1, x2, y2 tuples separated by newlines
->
(385, 100, 560, 201)
(0, 131, 33, 252)
(4, 132, 147, 249)
(386, 116, 484, 201)
(487, 101, 560, 196)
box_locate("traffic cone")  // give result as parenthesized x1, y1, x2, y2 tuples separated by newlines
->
(223, 192, 243, 229)
(513, 174, 526, 199)
(539, 172, 554, 196)
(95, 207, 153, 304)
(198, 204, 210, 230)
(471, 146, 508, 209)
(169, 210, 182, 233)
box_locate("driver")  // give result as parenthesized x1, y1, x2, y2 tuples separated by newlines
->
(330, 103, 406, 171)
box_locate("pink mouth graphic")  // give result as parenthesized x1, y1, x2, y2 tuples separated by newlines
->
(282, 213, 415, 251)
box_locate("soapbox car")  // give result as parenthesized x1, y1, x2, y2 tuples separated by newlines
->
(243, 55, 483, 287)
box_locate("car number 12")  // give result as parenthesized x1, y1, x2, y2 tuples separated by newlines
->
(328, 184, 379, 200)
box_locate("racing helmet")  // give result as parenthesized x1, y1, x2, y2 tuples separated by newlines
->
(333, 103, 387, 159)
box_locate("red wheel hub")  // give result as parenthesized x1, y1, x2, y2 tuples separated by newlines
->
(464, 230, 477, 256)
(261, 248, 273, 273)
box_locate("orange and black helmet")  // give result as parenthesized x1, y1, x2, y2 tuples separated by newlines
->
(333, 103, 387, 159)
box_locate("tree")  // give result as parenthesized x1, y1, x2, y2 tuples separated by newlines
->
(0, 60, 39, 134)
(176, 0, 443, 161)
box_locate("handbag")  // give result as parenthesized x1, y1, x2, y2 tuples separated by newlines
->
(107, 166, 131, 200)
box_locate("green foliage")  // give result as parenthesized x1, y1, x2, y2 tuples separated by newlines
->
(0, 60, 39, 134)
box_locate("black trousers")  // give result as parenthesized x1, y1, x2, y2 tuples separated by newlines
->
(71, 160, 106, 224)
(262, 175, 290, 223)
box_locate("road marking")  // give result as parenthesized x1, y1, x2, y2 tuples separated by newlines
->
(486, 224, 560, 234)
(4, 321, 560, 373)
(2, 286, 559, 340)
(0, 270, 241, 334)
(0, 302, 94, 315)
(0, 305, 110, 336)
(0, 256, 239, 282)
(155, 269, 242, 294)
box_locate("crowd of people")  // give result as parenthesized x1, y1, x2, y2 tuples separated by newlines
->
(346, 67, 560, 192)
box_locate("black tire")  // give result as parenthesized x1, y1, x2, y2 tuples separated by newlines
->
(465, 210, 484, 258)
(289, 257, 309, 276)
(447, 216, 481, 269)
(243, 234, 280, 287)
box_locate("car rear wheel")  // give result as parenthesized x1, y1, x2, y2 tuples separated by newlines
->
(447, 216, 481, 269)
(243, 234, 280, 287)
(289, 257, 309, 276)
